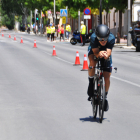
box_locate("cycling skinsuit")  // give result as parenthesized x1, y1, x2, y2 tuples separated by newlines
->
(88, 32, 115, 72)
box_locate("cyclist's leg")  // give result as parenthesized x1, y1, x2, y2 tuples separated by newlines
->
(103, 72, 111, 93)
(88, 54, 96, 76)
(102, 55, 112, 111)
(103, 54, 112, 93)
(87, 46, 97, 100)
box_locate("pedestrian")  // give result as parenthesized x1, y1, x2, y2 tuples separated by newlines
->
(51, 23, 55, 41)
(46, 24, 51, 42)
(80, 21, 86, 46)
(55, 24, 59, 37)
(50, 22, 53, 27)
(60, 25, 64, 42)
(57, 24, 61, 37)
(27, 23, 30, 34)
(33, 23, 35, 33)
(65, 23, 71, 41)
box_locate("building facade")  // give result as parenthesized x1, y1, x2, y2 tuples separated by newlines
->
(132, 0, 140, 21)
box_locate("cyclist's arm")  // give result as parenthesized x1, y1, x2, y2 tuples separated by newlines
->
(90, 33, 99, 57)
(92, 48, 111, 59)
(92, 48, 99, 58)
(103, 49, 112, 59)
(103, 36, 115, 59)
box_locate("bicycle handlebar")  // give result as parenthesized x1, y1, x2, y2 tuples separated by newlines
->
(89, 57, 117, 73)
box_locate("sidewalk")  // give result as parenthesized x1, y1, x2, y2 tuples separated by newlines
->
(19, 31, 136, 48)
(114, 38, 135, 49)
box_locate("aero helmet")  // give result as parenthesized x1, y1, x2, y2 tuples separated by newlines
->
(95, 24, 110, 41)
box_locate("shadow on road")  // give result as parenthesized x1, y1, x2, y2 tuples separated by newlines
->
(79, 116, 107, 123)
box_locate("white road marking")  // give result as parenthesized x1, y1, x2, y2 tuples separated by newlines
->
(56, 57, 74, 64)
(111, 75, 140, 88)
(53, 56, 140, 88)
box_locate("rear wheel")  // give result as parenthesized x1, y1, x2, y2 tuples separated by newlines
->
(99, 77, 105, 123)
(70, 38, 77, 45)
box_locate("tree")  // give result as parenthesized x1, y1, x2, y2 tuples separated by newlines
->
(113, 0, 134, 39)
(102, 0, 114, 25)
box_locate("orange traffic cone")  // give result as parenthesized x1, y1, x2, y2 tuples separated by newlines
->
(52, 46, 57, 56)
(2, 32, 4, 37)
(81, 54, 88, 71)
(73, 51, 81, 65)
(14, 35, 16, 41)
(33, 40, 37, 48)
(20, 37, 23, 43)
(9, 33, 11, 38)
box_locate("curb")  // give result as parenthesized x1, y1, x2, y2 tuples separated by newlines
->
(114, 44, 135, 49)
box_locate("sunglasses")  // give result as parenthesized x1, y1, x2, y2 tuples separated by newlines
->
(97, 36, 108, 41)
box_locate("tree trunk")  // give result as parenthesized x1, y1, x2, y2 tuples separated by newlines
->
(106, 12, 108, 26)
(119, 10, 122, 37)
(116, 10, 122, 43)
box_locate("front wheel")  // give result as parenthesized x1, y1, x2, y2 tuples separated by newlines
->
(99, 77, 105, 123)
(92, 97, 98, 119)
(92, 77, 98, 119)
(70, 38, 77, 45)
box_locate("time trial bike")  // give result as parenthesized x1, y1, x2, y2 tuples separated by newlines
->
(89, 57, 117, 123)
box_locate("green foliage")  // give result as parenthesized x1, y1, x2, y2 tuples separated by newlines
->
(2, 13, 14, 29)
(2, 0, 24, 15)
(15, 15, 22, 23)
(43, 17, 48, 25)
(68, 8, 83, 19)
(27, 15, 31, 24)
(102, 0, 114, 13)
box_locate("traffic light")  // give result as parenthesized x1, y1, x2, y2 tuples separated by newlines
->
(36, 14, 39, 21)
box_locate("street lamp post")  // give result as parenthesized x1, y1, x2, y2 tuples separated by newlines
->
(100, 0, 102, 24)
(40, 10, 42, 34)
(54, 0, 56, 25)
(30, 10, 32, 32)
(78, 9, 80, 32)
(127, 0, 131, 46)
(34, 9, 36, 32)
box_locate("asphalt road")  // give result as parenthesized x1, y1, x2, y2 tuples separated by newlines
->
(0, 31, 140, 140)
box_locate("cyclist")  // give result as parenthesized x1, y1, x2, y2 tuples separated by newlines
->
(87, 24, 115, 111)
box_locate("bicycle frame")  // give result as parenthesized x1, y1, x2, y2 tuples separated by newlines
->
(91, 58, 109, 123)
